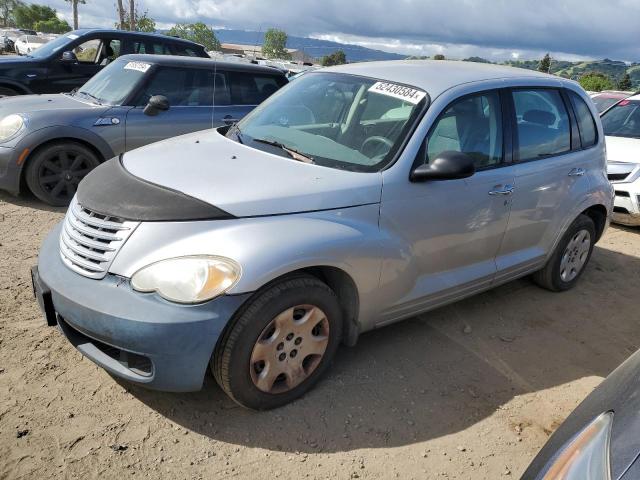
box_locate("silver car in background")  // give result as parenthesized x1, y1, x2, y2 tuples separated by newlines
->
(33, 61, 612, 409)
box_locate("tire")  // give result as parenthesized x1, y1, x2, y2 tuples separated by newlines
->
(0, 86, 19, 97)
(212, 274, 343, 410)
(533, 214, 596, 292)
(25, 142, 101, 207)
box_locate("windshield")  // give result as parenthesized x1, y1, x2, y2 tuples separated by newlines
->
(231, 72, 428, 172)
(592, 95, 625, 113)
(73, 58, 149, 105)
(601, 99, 640, 139)
(28, 33, 75, 59)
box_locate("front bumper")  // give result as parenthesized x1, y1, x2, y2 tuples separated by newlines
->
(612, 183, 640, 226)
(36, 223, 251, 392)
(0, 144, 20, 195)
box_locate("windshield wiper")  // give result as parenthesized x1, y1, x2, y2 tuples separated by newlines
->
(253, 138, 314, 164)
(77, 90, 103, 105)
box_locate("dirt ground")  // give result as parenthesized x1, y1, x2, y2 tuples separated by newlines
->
(1, 191, 639, 480)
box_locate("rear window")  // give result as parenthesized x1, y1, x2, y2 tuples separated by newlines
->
(601, 100, 640, 139)
(569, 92, 597, 148)
(512, 89, 571, 160)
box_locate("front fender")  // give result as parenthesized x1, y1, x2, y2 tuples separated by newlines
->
(109, 204, 384, 329)
(0, 77, 31, 94)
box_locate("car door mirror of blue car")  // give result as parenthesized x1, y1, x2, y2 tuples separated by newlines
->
(143, 95, 170, 117)
(61, 51, 77, 63)
(410, 150, 476, 182)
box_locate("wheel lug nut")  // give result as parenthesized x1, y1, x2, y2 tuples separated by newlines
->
(286, 333, 294, 341)
(290, 349, 297, 358)
(276, 342, 284, 351)
(279, 352, 286, 361)
(294, 337, 302, 345)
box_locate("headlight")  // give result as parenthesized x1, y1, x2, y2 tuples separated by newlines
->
(0, 114, 24, 142)
(541, 411, 613, 480)
(130, 256, 240, 304)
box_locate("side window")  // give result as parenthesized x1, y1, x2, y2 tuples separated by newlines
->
(227, 72, 273, 105)
(213, 72, 231, 106)
(568, 91, 597, 148)
(137, 67, 213, 107)
(512, 89, 570, 160)
(423, 91, 503, 169)
(173, 45, 199, 57)
(132, 41, 171, 55)
(132, 41, 146, 54)
(99, 39, 120, 66)
(73, 38, 101, 63)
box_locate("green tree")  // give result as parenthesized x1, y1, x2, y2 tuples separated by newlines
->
(64, 0, 86, 29)
(116, 8, 155, 32)
(262, 28, 291, 59)
(320, 49, 346, 66)
(14, 3, 59, 30)
(538, 53, 551, 73)
(0, 0, 22, 27)
(433, 54, 445, 60)
(34, 17, 71, 33)
(167, 23, 220, 51)
(579, 72, 614, 92)
(618, 72, 632, 91)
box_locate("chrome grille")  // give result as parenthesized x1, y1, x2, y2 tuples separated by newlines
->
(59, 199, 139, 279)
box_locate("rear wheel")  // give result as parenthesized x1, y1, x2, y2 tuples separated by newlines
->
(212, 275, 343, 410)
(533, 214, 596, 291)
(25, 142, 101, 206)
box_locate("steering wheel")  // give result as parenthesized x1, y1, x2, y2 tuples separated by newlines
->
(361, 136, 394, 158)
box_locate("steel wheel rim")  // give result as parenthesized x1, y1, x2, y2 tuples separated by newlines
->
(38, 150, 93, 202)
(560, 229, 591, 282)
(250, 304, 330, 394)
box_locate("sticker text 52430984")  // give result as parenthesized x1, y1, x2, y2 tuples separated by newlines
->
(124, 61, 151, 73)
(368, 82, 427, 104)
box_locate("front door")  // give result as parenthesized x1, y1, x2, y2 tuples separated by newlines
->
(125, 65, 214, 151)
(377, 90, 515, 324)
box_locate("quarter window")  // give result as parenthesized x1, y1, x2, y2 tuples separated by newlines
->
(423, 91, 503, 169)
(568, 91, 597, 148)
(136, 67, 213, 107)
(512, 89, 570, 160)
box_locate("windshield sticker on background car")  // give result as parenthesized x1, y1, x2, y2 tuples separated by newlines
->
(124, 61, 151, 73)
(368, 82, 426, 104)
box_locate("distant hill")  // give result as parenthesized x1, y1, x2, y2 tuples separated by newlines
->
(214, 29, 405, 63)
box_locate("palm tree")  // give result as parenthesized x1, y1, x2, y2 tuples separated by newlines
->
(65, 0, 86, 30)
(116, 0, 125, 30)
(129, 0, 135, 31)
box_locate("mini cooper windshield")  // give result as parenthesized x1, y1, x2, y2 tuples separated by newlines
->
(70, 58, 149, 105)
(230, 72, 428, 172)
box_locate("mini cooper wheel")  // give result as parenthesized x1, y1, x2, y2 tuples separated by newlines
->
(212, 275, 343, 410)
(533, 214, 596, 292)
(25, 142, 100, 206)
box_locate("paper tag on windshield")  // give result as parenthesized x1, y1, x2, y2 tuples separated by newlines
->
(66, 34, 79, 40)
(368, 82, 426, 104)
(124, 61, 151, 73)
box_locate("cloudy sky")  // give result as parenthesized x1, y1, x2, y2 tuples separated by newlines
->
(45, 0, 640, 62)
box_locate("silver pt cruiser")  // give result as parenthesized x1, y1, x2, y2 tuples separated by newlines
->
(33, 61, 613, 409)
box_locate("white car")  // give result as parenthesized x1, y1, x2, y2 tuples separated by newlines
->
(603, 94, 640, 225)
(14, 35, 47, 55)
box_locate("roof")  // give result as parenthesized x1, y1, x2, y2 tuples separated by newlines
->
(117, 54, 287, 76)
(324, 60, 557, 98)
(70, 29, 201, 46)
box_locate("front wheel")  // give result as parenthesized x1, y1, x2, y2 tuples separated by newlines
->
(25, 142, 101, 206)
(212, 275, 343, 410)
(533, 214, 596, 291)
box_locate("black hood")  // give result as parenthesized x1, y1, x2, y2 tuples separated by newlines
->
(76, 157, 234, 221)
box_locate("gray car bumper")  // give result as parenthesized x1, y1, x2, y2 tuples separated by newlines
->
(37, 223, 251, 392)
(0, 144, 20, 195)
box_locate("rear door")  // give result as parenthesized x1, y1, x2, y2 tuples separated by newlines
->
(213, 69, 286, 126)
(124, 65, 214, 151)
(495, 87, 592, 280)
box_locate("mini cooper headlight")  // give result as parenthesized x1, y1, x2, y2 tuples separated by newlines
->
(131, 256, 241, 304)
(0, 114, 24, 142)
(541, 411, 613, 480)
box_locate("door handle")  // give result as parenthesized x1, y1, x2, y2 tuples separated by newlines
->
(568, 167, 586, 177)
(223, 115, 239, 125)
(488, 184, 514, 196)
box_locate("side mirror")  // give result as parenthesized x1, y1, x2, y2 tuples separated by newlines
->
(61, 51, 77, 62)
(143, 95, 170, 116)
(410, 150, 475, 182)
